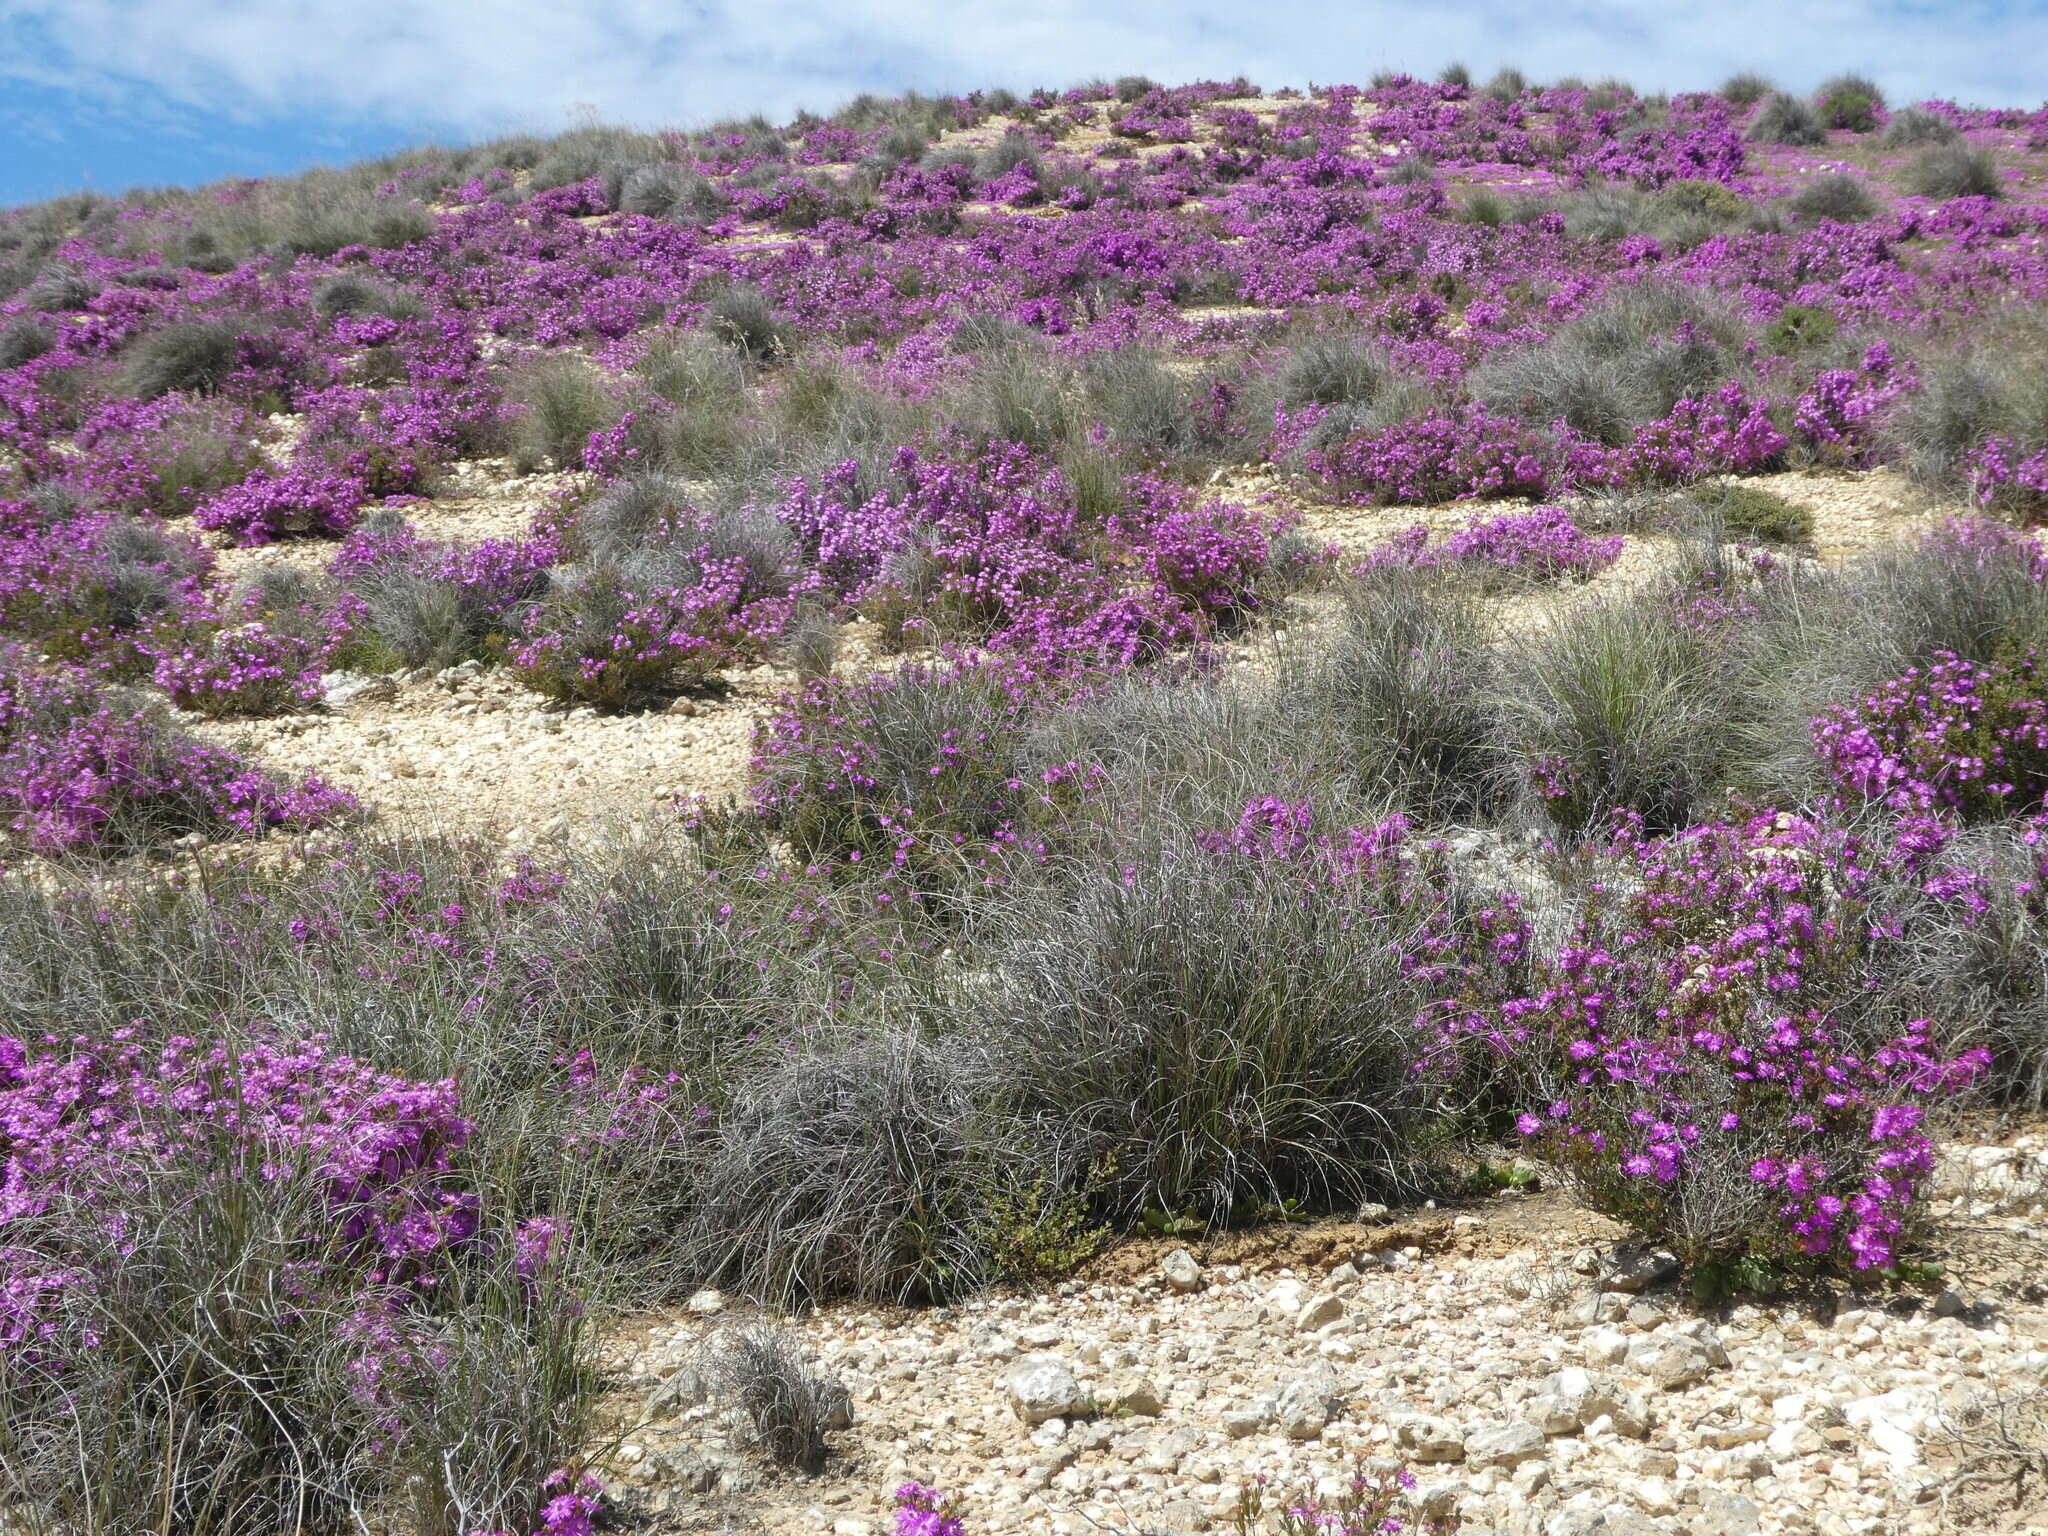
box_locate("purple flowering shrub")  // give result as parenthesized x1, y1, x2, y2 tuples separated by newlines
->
(1361, 505, 1623, 586)
(1563, 383, 1790, 487)
(0, 651, 355, 855)
(1158, 794, 2015, 1274)
(1791, 343, 1908, 468)
(193, 467, 369, 546)
(0, 504, 215, 676)
(504, 482, 806, 707)
(1435, 505, 1621, 580)
(330, 514, 553, 670)
(510, 559, 767, 709)
(1909, 512, 2048, 583)
(0, 1034, 479, 1294)
(329, 511, 435, 583)
(1231, 1461, 1449, 1536)
(1509, 812, 1991, 1272)
(295, 378, 495, 497)
(1966, 435, 2048, 516)
(1564, 100, 1745, 189)
(778, 445, 1274, 662)
(150, 619, 327, 717)
(787, 445, 1092, 647)
(1304, 382, 1808, 507)
(1304, 406, 1551, 505)
(803, 455, 1044, 645)
(1120, 476, 1275, 623)
(0, 1031, 597, 1535)
(1814, 650, 2048, 820)
(60, 395, 269, 520)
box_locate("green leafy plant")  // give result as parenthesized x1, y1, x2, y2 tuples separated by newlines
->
(976, 1165, 1117, 1280)
(1462, 1160, 1540, 1197)
(1689, 1252, 1786, 1301)
(1819, 90, 1877, 132)
(1765, 303, 1839, 354)
(1710, 484, 1815, 546)
(1815, 76, 1885, 132)
(1885, 1258, 1947, 1287)
(1652, 178, 1748, 223)
(1241, 1194, 1312, 1224)
(1139, 1205, 1208, 1238)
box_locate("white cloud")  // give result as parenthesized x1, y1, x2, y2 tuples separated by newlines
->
(0, 0, 2041, 145)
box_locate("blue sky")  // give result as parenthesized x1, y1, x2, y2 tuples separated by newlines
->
(3, 0, 2044, 207)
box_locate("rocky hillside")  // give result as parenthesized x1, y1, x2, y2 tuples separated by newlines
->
(3, 68, 2048, 1536)
(611, 1159, 2048, 1536)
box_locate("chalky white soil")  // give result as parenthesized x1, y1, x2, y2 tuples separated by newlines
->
(15, 86, 2045, 1536)
(188, 463, 1962, 854)
(171, 459, 2048, 1535)
(602, 1142, 2048, 1536)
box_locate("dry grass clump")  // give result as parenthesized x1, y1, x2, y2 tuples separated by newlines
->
(1747, 93, 1825, 145)
(501, 351, 623, 472)
(1880, 107, 1961, 148)
(1788, 173, 1881, 224)
(1888, 307, 2048, 505)
(1472, 282, 1747, 445)
(704, 1321, 850, 1471)
(118, 318, 243, 400)
(1904, 143, 2003, 200)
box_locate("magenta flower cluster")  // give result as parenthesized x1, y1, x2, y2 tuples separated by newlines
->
(1560, 382, 1791, 487)
(0, 503, 213, 676)
(509, 557, 772, 709)
(775, 443, 1267, 664)
(1500, 811, 1991, 1269)
(1195, 797, 1992, 1270)
(1968, 436, 2048, 514)
(193, 467, 370, 546)
(1303, 406, 1551, 505)
(149, 619, 326, 717)
(0, 1032, 473, 1264)
(470, 1470, 605, 1536)
(0, 651, 355, 853)
(1360, 505, 1623, 583)
(1123, 476, 1277, 620)
(0, 1024, 591, 1531)
(894, 1483, 967, 1536)
(0, 1030, 478, 1396)
(1814, 649, 2048, 820)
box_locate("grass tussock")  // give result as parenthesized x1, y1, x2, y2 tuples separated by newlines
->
(1904, 142, 2003, 201)
(1472, 282, 1747, 445)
